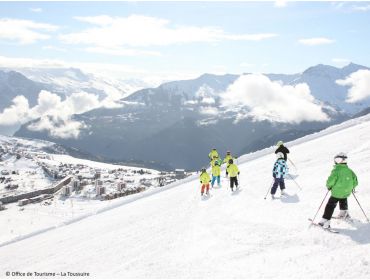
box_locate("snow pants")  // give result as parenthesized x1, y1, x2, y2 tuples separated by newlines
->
(322, 196, 348, 220)
(201, 183, 210, 195)
(271, 177, 285, 195)
(211, 175, 220, 187)
(229, 176, 238, 190)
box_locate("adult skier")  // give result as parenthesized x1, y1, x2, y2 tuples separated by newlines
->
(275, 141, 289, 161)
(199, 168, 211, 196)
(211, 160, 221, 188)
(208, 148, 219, 160)
(226, 159, 240, 191)
(318, 153, 358, 229)
(271, 152, 288, 199)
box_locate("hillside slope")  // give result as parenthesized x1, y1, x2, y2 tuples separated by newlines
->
(2, 115, 370, 278)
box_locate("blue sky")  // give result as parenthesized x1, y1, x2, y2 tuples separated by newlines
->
(0, 1, 370, 81)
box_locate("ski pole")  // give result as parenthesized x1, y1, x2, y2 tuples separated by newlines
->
(310, 189, 330, 225)
(352, 191, 370, 223)
(288, 158, 297, 170)
(264, 179, 274, 200)
(287, 174, 302, 190)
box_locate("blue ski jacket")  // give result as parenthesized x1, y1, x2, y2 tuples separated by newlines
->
(272, 159, 288, 179)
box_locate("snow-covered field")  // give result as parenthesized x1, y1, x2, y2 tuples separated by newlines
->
(1, 115, 370, 278)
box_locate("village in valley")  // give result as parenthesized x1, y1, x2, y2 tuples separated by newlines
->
(0, 135, 191, 243)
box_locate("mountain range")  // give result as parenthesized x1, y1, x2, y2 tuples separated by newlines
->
(12, 63, 370, 170)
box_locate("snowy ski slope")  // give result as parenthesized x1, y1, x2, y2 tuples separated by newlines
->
(1, 115, 370, 278)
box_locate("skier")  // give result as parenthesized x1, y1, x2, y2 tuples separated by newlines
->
(226, 159, 240, 191)
(211, 160, 221, 188)
(318, 153, 358, 229)
(208, 148, 219, 160)
(223, 151, 236, 177)
(275, 141, 289, 161)
(199, 168, 211, 196)
(271, 152, 288, 199)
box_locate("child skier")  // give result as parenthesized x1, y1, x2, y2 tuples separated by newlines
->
(200, 168, 211, 196)
(271, 152, 288, 199)
(223, 151, 236, 177)
(208, 148, 219, 160)
(226, 159, 240, 191)
(318, 153, 358, 229)
(223, 151, 235, 165)
(211, 160, 221, 188)
(275, 141, 290, 161)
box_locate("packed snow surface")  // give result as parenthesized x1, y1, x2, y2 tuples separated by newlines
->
(1, 115, 370, 278)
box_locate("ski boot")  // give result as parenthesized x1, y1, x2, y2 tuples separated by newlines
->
(338, 210, 351, 219)
(318, 218, 331, 229)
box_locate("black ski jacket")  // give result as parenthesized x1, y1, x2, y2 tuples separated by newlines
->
(275, 145, 290, 161)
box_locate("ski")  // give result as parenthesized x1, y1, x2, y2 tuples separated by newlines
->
(332, 216, 361, 224)
(308, 218, 339, 234)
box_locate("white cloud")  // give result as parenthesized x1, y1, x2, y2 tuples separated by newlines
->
(30, 8, 43, 13)
(336, 69, 370, 103)
(0, 18, 58, 44)
(0, 96, 30, 126)
(298, 37, 335, 46)
(352, 4, 370, 11)
(42, 45, 67, 52)
(274, 0, 288, 8)
(0, 90, 101, 139)
(59, 15, 277, 53)
(75, 15, 114, 26)
(221, 74, 329, 124)
(85, 46, 161, 56)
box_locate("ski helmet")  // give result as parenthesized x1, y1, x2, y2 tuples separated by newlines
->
(334, 152, 347, 164)
(276, 152, 284, 159)
(226, 151, 231, 154)
(276, 141, 284, 147)
(228, 159, 233, 164)
(201, 168, 206, 173)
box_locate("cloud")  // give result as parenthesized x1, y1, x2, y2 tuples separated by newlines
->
(59, 15, 277, 54)
(274, 0, 288, 8)
(85, 46, 161, 56)
(0, 18, 58, 44)
(0, 90, 101, 138)
(221, 74, 329, 124)
(42, 45, 67, 52)
(336, 69, 370, 103)
(30, 8, 43, 13)
(352, 4, 370, 11)
(298, 37, 335, 46)
(0, 96, 30, 126)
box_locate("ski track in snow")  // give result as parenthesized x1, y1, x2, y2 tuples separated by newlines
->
(1, 115, 370, 278)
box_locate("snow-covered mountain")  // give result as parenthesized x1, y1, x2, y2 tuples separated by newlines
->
(13, 63, 370, 170)
(0, 70, 48, 111)
(0, 67, 150, 101)
(2, 113, 370, 278)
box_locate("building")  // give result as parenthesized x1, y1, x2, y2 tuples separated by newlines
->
(175, 169, 186, 179)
